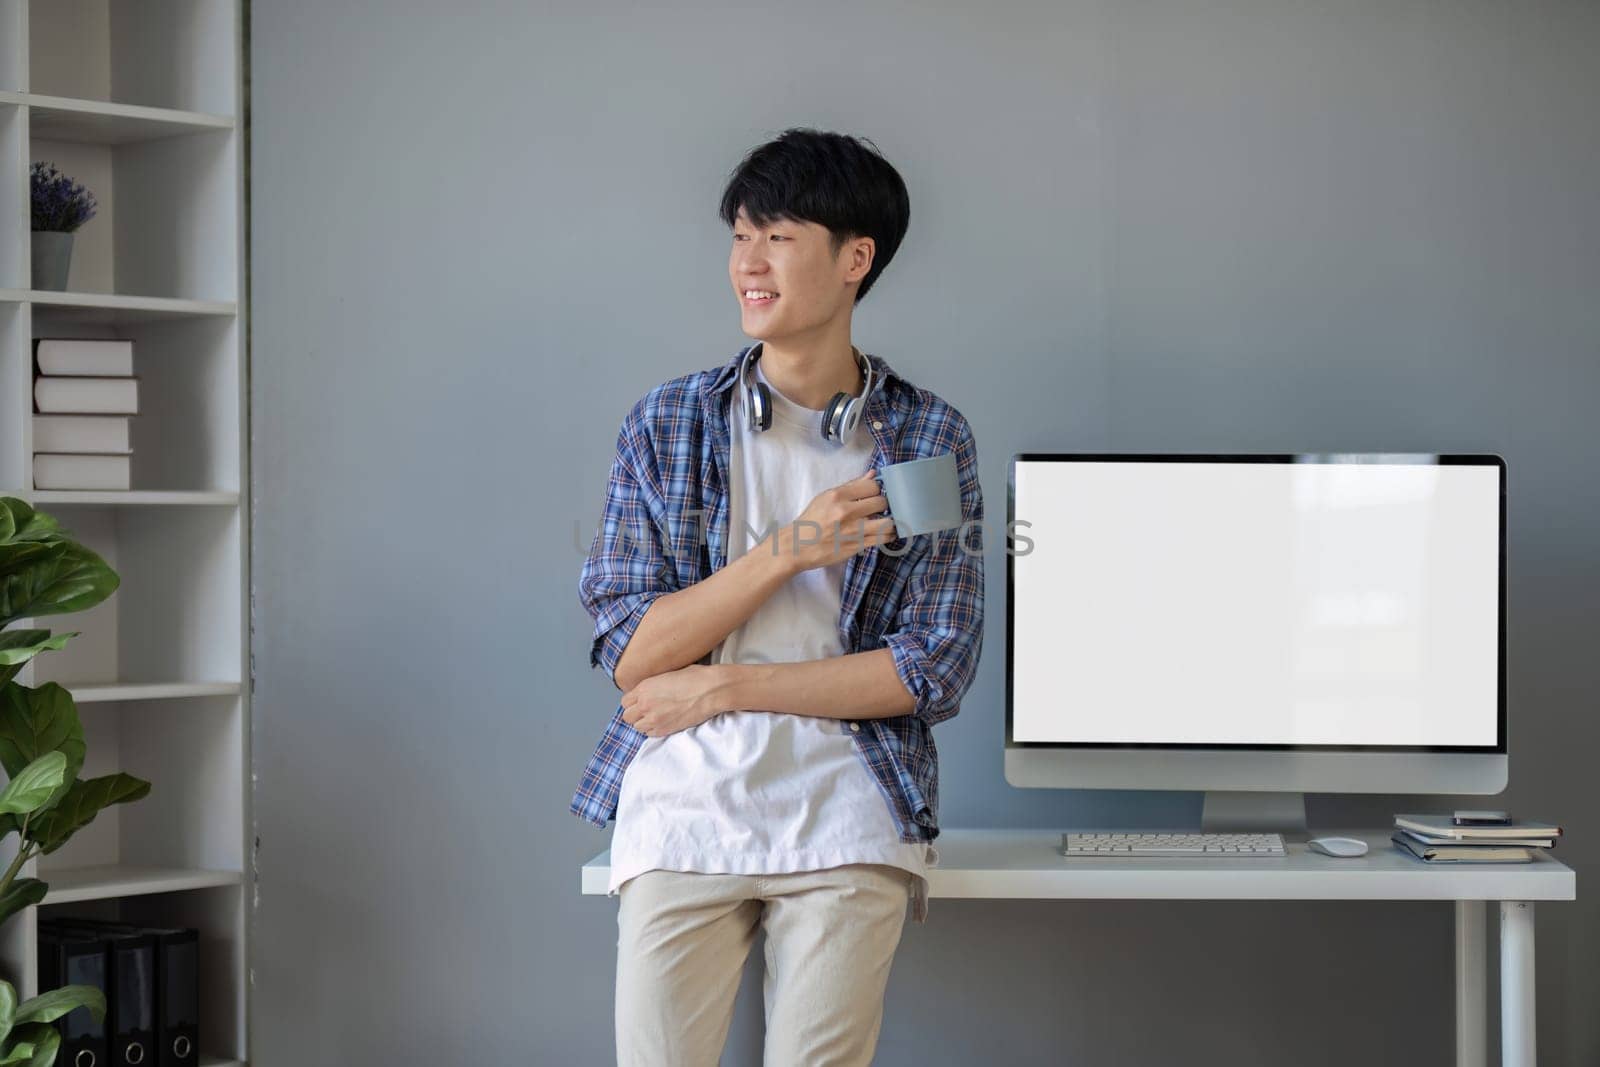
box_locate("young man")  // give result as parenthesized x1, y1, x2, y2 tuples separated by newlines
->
(572, 128, 985, 1066)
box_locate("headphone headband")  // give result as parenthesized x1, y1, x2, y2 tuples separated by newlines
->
(740, 342, 876, 443)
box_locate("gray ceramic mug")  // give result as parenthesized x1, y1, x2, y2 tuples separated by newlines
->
(875, 453, 961, 538)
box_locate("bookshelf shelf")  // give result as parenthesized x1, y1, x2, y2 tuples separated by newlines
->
(0, 1, 250, 1063)
(65, 681, 243, 703)
(22, 290, 237, 320)
(34, 864, 243, 904)
(6, 489, 241, 505)
(0, 90, 234, 145)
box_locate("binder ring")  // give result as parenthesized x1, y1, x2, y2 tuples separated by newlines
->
(74, 1051, 95, 1067)
(125, 1042, 145, 1064)
(174, 1035, 193, 1058)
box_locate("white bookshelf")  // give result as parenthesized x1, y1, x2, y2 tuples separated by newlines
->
(0, 2, 249, 1066)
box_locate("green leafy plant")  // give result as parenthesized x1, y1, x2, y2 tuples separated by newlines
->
(0, 496, 152, 1064)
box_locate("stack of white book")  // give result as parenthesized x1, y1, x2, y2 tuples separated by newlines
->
(1391, 813, 1563, 863)
(32, 338, 140, 490)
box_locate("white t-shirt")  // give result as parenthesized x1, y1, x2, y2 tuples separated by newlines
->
(607, 356, 935, 915)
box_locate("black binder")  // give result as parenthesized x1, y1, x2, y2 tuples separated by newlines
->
(37, 926, 111, 1067)
(147, 926, 198, 1066)
(39, 919, 178, 1067)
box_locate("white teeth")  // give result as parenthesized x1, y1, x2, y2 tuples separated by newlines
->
(744, 290, 778, 299)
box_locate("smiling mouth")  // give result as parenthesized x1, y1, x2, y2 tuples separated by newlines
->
(742, 290, 780, 305)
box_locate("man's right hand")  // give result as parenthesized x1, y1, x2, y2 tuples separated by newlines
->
(765, 470, 900, 575)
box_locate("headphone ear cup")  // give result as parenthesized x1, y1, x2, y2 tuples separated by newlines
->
(752, 383, 773, 431)
(837, 397, 862, 437)
(821, 391, 850, 441)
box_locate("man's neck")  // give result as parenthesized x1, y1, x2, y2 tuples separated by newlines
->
(756, 335, 863, 411)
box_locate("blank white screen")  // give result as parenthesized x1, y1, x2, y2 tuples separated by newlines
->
(1011, 460, 1500, 746)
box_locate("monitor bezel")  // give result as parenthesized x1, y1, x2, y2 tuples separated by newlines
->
(1004, 452, 1507, 755)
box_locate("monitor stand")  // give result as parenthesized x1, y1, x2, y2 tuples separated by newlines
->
(1201, 791, 1308, 835)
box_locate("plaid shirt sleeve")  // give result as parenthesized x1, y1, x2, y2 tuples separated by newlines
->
(881, 413, 985, 726)
(578, 398, 675, 691)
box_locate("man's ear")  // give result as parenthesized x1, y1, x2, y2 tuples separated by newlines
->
(848, 236, 875, 283)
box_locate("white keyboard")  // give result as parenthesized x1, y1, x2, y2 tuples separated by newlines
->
(1062, 831, 1287, 856)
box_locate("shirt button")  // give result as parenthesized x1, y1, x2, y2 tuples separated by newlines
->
(849, 722, 862, 732)
(871, 420, 883, 430)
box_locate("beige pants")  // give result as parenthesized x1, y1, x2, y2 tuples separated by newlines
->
(615, 864, 912, 1066)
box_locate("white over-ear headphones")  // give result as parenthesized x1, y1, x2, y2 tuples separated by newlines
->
(739, 341, 877, 443)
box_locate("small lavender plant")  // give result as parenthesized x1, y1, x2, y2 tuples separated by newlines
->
(30, 161, 98, 233)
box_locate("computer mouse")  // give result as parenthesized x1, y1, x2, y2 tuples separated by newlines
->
(1307, 836, 1369, 858)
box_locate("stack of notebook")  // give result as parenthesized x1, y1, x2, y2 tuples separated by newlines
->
(1391, 814, 1563, 863)
(32, 337, 140, 490)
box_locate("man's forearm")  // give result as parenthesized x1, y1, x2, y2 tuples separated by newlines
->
(612, 545, 796, 693)
(718, 648, 915, 721)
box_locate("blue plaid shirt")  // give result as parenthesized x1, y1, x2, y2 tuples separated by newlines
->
(571, 344, 985, 844)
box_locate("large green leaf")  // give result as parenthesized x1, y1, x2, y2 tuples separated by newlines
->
(0, 879, 47, 929)
(0, 499, 63, 546)
(0, 546, 78, 637)
(31, 774, 151, 855)
(0, 541, 118, 627)
(13, 986, 105, 1028)
(0, 989, 83, 1067)
(0, 542, 65, 583)
(0, 631, 76, 689)
(10, 1022, 61, 1067)
(0, 751, 66, 815)
(0, 632, 74, 668)
(0, 682, 86, 811)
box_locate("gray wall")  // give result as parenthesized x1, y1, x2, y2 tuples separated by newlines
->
(248, 1, 1598, 1063)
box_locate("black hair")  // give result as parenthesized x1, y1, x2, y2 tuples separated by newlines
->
(717, 127, 910, 304)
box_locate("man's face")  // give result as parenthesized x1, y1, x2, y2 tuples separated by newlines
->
(728, 207, 870, 338)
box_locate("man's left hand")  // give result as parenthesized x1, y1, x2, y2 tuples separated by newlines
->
(620, 663, 734, 737)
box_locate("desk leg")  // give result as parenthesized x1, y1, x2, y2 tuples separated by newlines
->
(1500, 901, 1536, 1067)
(1455, 900, 1486, 1067)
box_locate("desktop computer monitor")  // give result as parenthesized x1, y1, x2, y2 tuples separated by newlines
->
(1005, 453, 1506, 834)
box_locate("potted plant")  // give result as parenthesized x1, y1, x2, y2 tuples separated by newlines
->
(29, 163, 98, 292)
(0, 495, 153, 1063)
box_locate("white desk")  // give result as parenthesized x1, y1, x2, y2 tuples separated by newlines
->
(582, 827, 1576, 1067)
